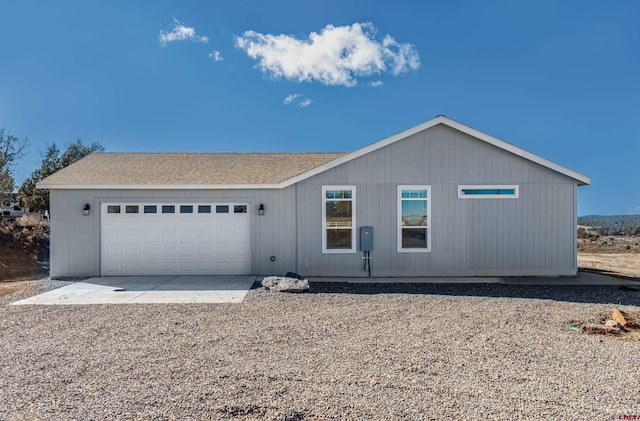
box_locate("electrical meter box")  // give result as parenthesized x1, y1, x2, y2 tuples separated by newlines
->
(359, 226, 373, 251)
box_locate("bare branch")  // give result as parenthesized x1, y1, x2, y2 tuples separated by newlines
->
(0, 127, 29, 172)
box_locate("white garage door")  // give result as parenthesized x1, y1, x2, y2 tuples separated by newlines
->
(101, 203, 251, 276)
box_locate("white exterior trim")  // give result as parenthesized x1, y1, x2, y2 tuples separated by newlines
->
(322, 185, 356, 254)
(397, 185, 431, 253)
(458, 185, 519, 199)
(283, 116, 590, 187)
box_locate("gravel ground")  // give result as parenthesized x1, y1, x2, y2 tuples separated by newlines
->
(1, 280, 640, 420)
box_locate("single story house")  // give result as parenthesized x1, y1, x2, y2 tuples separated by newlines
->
(38, 115, 590, 279)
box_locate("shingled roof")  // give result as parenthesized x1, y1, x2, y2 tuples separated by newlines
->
(37, 116, 591, 190)
(38, 152, 347, 188)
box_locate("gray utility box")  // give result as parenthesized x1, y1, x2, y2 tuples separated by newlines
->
(359, 226, 373, 251)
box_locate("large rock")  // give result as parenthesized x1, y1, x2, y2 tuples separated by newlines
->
(612, 309, 633, 329)
(262, 276, 309, 293)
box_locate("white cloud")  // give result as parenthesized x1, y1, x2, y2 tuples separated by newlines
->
(369, 80, 384, 88)
(209, 50, 224, 61)
(284, 93, 302, 105)
(235, 22, 420, 87)
(159, 18, 209, 47)
(283, 93, 313, 108)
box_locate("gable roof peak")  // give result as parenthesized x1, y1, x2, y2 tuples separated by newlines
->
(282, 115, 591, 187)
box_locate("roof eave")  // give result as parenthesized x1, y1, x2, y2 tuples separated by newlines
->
(36, 183, 285, 190)
(36, 116, 592, 189)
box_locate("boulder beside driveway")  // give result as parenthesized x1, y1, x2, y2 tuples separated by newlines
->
(261, 276, 309, 293)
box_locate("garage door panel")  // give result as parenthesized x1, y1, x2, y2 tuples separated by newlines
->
(143, 220, 160, 230)
(123, 246, 141, 257)
(179, 220, 195, 229)
(161, 247, 176, 257)
(161, 220, 176, 229)
(160, 262, 177, 272)
(103, 231, 121, 243)
(143, 232, 161, 243)
(214, 246, 232, 257)
(197, 220, 214, 229)
(102, 202, 251, 276)
(197, 247, 214, 256)
(179, 247, 195, 257)
(179, 232, 196, 242)
(124, 262, 141, 272)
(105, 220, 124, 230)
(124, 232, 141, 242)
(142, 247, 159, 257)
(104, 262, 123, 272)
(161, 232, 177, 242)
(124, 220, 142, 230)
(178, 262, 196, 272)
(105, 248, 122, 258)
(197, 233, 214, 242)
(142, 262, 160, 272)
(232, 260, 251, 272)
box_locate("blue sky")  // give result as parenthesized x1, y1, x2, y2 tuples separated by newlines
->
(1, 0, 638, 215)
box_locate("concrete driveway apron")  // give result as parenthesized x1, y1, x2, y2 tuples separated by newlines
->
(11, 275, 257, 305)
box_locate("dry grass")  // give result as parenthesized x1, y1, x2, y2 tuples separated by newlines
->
(14, 213, 48, 228)
(577, 235, 640, 279)
(578, 253, 640, 278)
(0, 280, 32, 297)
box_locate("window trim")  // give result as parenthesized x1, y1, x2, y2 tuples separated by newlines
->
(322, 185, 356, 254)
(458, 185, 519, 199)
(398, 185, 431, 253)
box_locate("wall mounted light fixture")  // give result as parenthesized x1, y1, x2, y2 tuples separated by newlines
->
(258, 204, 265, 216)
(83, 204, 90, 216)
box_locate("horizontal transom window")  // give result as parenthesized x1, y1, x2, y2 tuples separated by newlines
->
(458, 185, 519, 199)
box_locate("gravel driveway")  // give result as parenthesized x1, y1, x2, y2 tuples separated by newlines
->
(1, 279, 639, 420)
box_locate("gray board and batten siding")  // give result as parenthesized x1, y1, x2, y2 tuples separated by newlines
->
(45, 118, 587, 279)
(296, 123, 578, 277)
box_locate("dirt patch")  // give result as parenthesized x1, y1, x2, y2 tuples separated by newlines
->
(569, 308, 640, 341)
(0, 280, 33, 298)
(0, 216, 49, 282)
(578, 235, 640, 254)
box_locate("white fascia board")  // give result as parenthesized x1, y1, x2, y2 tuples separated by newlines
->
(441, 118, 592, 186)
(281, 115, 591, 187)
(280, 117, 447, 188)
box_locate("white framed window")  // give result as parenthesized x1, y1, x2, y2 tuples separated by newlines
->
(322, 186, 356, 253)
(458, 185, 519, 199)
(398, 185, 431, 252)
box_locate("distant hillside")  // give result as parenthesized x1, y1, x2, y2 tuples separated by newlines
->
(578, 215, 640, 236)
